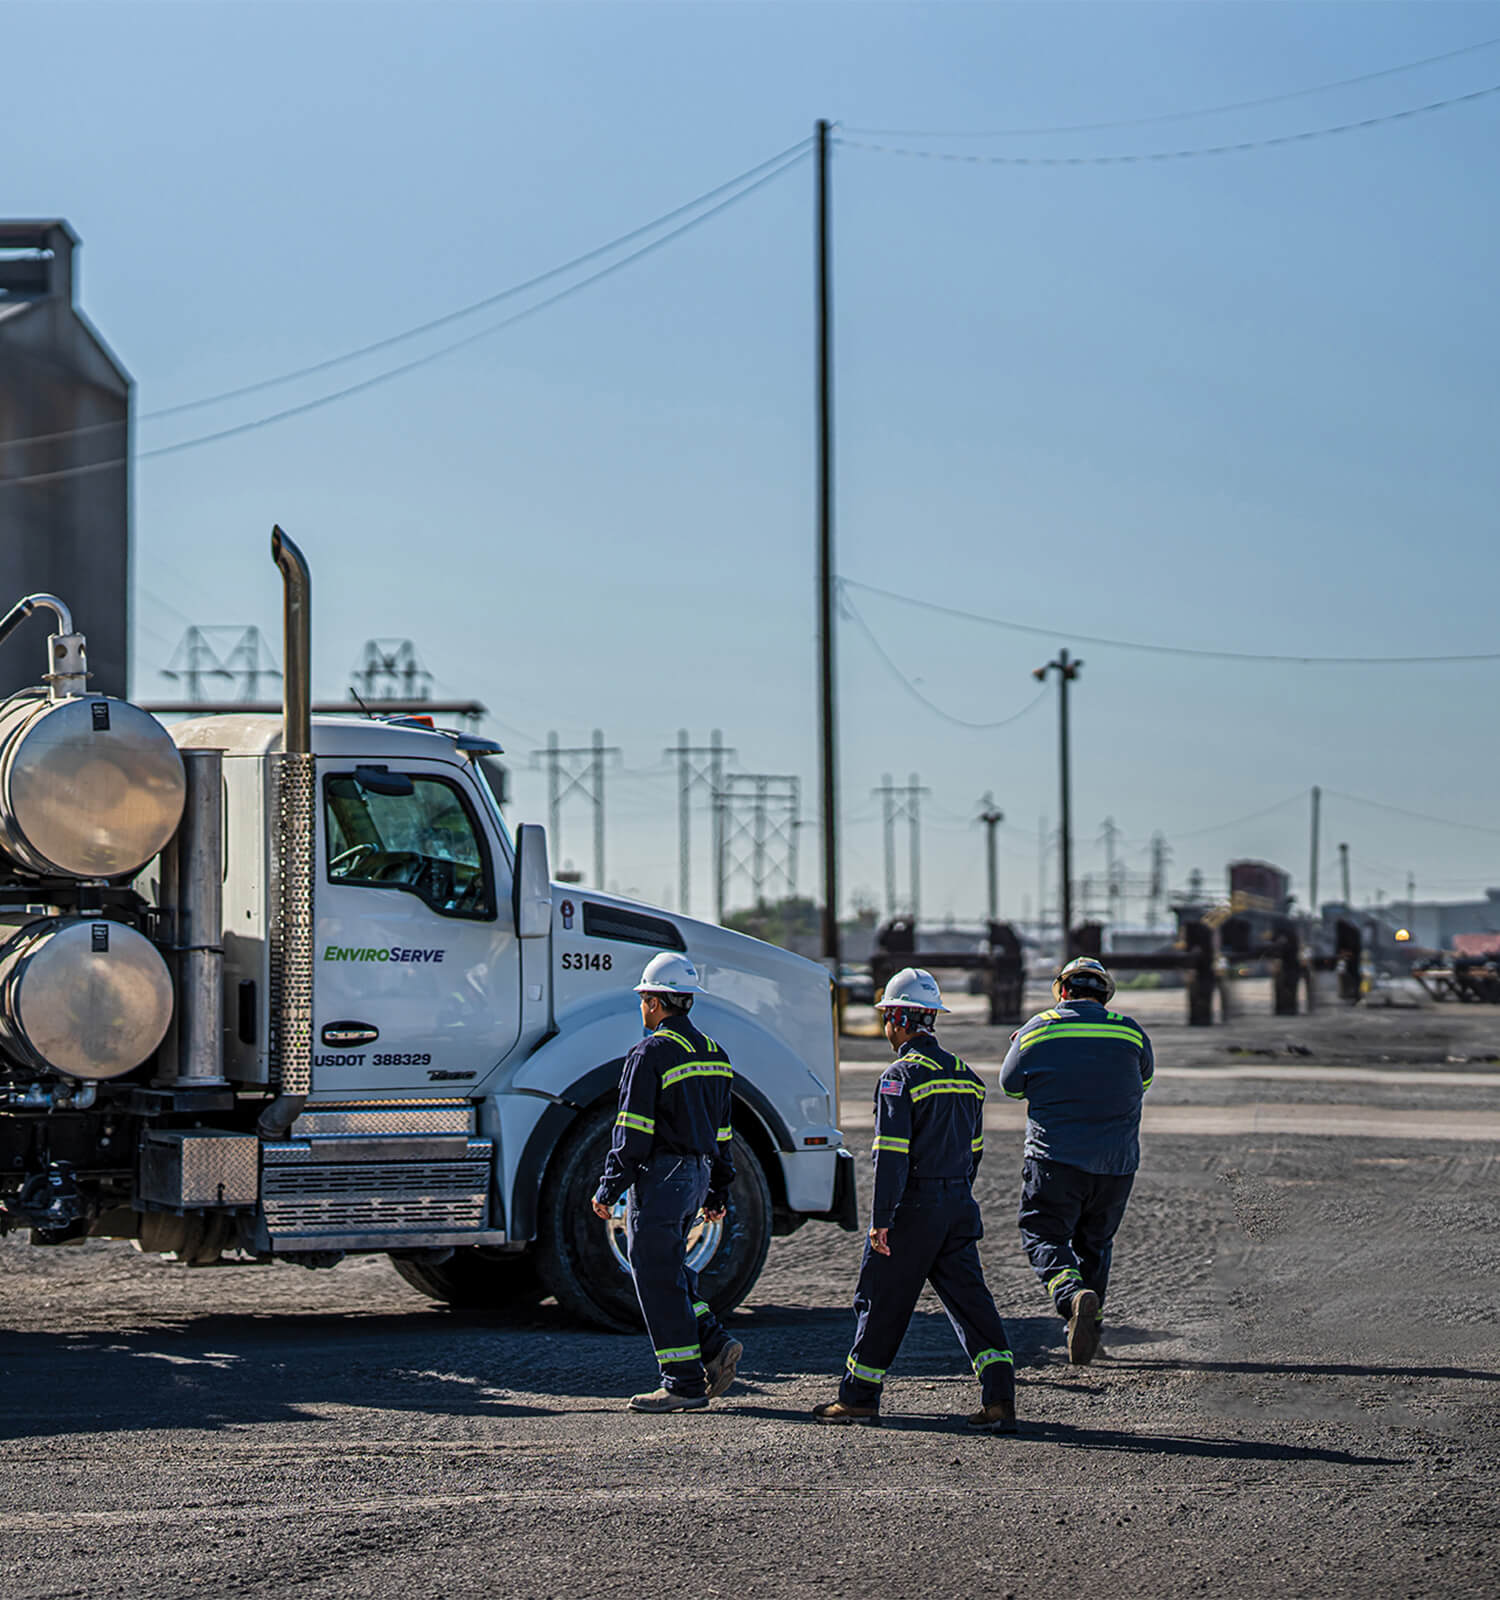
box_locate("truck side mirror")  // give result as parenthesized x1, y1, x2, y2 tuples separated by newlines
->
(514, 823, 552, 940)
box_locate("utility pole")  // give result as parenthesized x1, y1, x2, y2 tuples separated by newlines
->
(1309, 785, 1321, 914)
(663, 730, 733, 915)
(532, 732, 620, 888)
(1033, 650, 1082, 957)
(873, 775, 928, 922)
(1037, 816, 1048, 945)
(815, 116, 839, 972)
(1339, 841, 1351, 906)
(977, 793, 1004, 922)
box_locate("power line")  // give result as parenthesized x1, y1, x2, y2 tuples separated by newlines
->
(0, 143, 812, 489)
(843, 34, 1500, 138)
(1324, 788, 1500, 839)
(836, 81, 1500, 167)
(1169, 792, 1308, 842)
(841, 577, 1500, 666)
(839, 586, 1050, 728)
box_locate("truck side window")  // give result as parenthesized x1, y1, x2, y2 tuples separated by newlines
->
(324, 774, 495, 919)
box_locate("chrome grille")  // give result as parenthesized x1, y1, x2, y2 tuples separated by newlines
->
(267, 752, 315, 1096)
(261, 1156, 490, 1238)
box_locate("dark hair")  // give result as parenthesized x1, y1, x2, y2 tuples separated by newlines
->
(658, 993, 693, 1015)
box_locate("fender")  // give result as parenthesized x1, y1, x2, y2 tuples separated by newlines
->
(503, 999, 802, 1241)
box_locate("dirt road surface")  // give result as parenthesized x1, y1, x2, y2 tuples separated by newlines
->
(3, 983, 1497, 1598)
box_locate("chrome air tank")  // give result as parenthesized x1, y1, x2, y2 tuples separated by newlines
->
(0, 917, 174, 1079)
(0, 693, 185, 878)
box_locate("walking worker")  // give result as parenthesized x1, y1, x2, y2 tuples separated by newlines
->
(815, 968, 1017, 1433)
(592, 951, 744, 1413)
(1000, 956, 1153, 1365)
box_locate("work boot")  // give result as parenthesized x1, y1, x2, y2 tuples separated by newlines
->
(1067, 1289, 1101, 1365)
(704, 1340, 744, 1400)
(812, 1400, 880, 1425)
(966, 1398, 1018, 1435)
(628, 1388, 708, 1413)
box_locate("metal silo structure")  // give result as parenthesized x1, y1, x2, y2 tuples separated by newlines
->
(0, 220, 131, 697)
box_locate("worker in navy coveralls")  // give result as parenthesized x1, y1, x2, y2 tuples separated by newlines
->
(593, 951, 744, 1413)
(815, 968, 1017, 1433)
(1000, 956, 1154, 1364)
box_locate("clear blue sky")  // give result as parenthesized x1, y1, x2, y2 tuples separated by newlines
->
(7, 0, 1499, 923)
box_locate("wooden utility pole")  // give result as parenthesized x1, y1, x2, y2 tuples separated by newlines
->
(1308, 785, 1321, 913)
(816, 118, 839, 970)
(978, 794, 1004, 923)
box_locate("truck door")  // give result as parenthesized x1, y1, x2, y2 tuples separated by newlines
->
(313, 758, 519, 1094)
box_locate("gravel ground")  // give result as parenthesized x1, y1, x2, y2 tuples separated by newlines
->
(2, 985, 1497, 1598)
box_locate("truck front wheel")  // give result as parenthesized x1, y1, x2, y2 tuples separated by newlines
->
(534, 1103, 773, 1332)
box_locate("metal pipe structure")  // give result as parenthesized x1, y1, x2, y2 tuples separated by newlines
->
(815, 116, 840, 972)
(173, 748, 227, 1086)
(0, 593, 74, 649)
(259, 526, 315, 1139)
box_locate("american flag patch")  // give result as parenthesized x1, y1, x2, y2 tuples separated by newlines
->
(879, 1079, 902, 1095)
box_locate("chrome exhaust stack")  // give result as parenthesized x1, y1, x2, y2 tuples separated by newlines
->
(258, 527, 315, 1139)
(158, 748, 227, 1087)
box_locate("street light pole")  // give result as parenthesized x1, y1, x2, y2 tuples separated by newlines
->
(1033, 650, 1082, 956)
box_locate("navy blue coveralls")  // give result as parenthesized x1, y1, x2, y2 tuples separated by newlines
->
(839, 1035, 1014, 1411)
(999, 1000, 1154, 1320)
(596, 1016, 736, 1397)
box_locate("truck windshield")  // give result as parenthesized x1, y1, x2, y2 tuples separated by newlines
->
(324, 773, 494, 918)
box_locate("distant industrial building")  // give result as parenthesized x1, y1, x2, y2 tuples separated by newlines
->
(1371, 890, 1500, 953)
(0, 220, 131, 696)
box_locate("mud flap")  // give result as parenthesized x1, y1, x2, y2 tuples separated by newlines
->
(808, 1147, 859, 1232)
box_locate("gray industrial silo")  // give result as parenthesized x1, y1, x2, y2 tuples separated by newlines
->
(0, 220, 131, 697)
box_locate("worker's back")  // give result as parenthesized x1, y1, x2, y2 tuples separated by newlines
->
(999, 1000, 1153, 1175)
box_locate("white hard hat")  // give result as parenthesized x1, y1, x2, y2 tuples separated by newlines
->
(634, 951, 702, 995)
(875, 967, 949, 1013)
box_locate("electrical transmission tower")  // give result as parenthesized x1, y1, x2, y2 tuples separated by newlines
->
(715, 774, 800, 920)
(1147, 832, 1172, 928)
(663, 730, 734, 916)
(532, 731, 620, 889)
(873, 773, 929, 926)
(162, 626, 281, 702)
(1101, 816, 1124, 927)
(351, 639, 432, 702)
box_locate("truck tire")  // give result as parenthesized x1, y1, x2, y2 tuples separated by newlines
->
(389, 1247, 544, 1310)
(534, 1102, 773, 1333)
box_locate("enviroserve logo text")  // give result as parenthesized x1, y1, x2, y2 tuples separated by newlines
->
(323, 946, 446, 964)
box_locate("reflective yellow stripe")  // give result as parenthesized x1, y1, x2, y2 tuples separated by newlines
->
(900, 1051, 945, 1072)
(615, 1111, 655, 1134)
(872, 1136, 911, 1153)
(1141, 1074, 1154, 1089)
(970, 1136, 985, 1153)
(655, 1028, 696, 1052)
(846, 1355, 885, 1383)
(1020, 1023, 1144, 1052)
(1003, 1088, 1026, 1100)
(1047, 1268, 1083, 1294)
(692, 1300, 710, 1319)
(973, 1348, 1013, 1373)
(908, 1079, 984, 1101)
(660, 1062, 734, 1088)
(716, 1125, 733, 1141)
(655, 1344, 701, 1363)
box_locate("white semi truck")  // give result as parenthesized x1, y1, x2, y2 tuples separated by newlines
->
(0, 530, 854, 1328)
